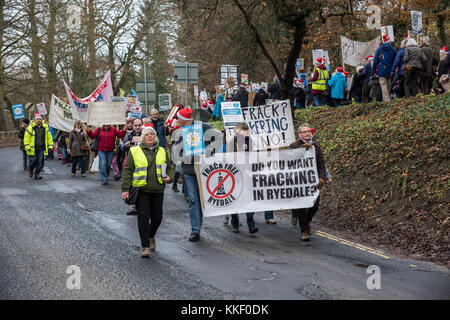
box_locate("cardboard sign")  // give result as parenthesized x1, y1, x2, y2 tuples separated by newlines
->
(12, 104, 25, 120)
(87, 101, 126, 126)
(36, 103, 47, 115)
(181, 123, 205, 156)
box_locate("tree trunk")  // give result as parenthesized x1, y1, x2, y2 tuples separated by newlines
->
(29, 0, 42, 105)
(42, 0, 57, 103)
(87, 0, 96, 89)
(0, 0, 7, 131)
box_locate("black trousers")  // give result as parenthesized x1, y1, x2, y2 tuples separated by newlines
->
(22, 150, 28, 169)
(135, 191, 164, 247)
(292, 195, 320, 233)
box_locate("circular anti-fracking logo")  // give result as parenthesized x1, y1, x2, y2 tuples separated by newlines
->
(202, 164, 243, 207)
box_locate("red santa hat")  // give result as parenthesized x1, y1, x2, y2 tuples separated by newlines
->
(344, 71, 349, 76)
(365, 55, 374, 61)
(310, 127, 315, 135)
(314, 57, 323, 64)
(336, 67, 344, 73)
(142, 123, 156, 135)
(382, 34, 391, 43)
(239, 83, 246, 88)
(440, 46, 448, 54)
(34, 113, 42, 119)
(177, 107, 193, 121)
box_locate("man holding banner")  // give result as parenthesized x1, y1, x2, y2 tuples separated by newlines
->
(289, 123, 328, 241)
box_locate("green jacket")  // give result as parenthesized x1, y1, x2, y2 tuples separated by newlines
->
(23, 121, 54, 156)
(121, 142, 174, 193)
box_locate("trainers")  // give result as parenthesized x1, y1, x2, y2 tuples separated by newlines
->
(249, 227, 259, 234)
(114, 175, 121, 181)
(141, 247, 150, 258)
(232, 226, 239, 233)
(29, 170, 34, 178)
(102, 181, 108, 185)
(72, 173, 75, 177)
(81, 173, 86, 177)
(172, 186, 180, 192)
(34, 174, 42, 180)
(265, 219, 277, 224)
(150, 238, 156, 251)
(222, 216, 229, 225)
(188, 233, 200, 242)
(306, 224, 312, 237)
(301, 232, 310, 241)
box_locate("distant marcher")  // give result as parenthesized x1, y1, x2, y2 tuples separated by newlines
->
(372, 34, 397, 102)
(86, 124, 127, 185)
(292, 83, 306, 109)
(232, 83, 249, 108)
(327, 67, 347, 107)
(267, 76, 281, 100)
(349, 66, 364, 103)
(253, 87, 269, 106)
(435, 46, 449, 94)
(68, 120, 89, 177)
(310, 57, 329, 106)
(369, 70, 383, 102)
(289, 123, 328, 241)
(121, 125, 174, 258)
(212, 94, 225, 120)
(391, 39, 408, 98)
(149, 109, 170, 148)
(419, 36, 434, 95)
(361, 55, 374, 102)
(23, 113, 54, 180)
(19, 118, 30, 171)
(403, 38, 427, 97)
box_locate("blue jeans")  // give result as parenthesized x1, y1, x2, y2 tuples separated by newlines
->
(71, 156, 86, 174)
(231, 213, 256, 230)
(98, 151, 114, 182)
(313, 94, 326, 106)
(62, 147, 67, 160)
(264, 211, 274, 220)
(28, 148, 44, 175)
(183, 174, 203, 234)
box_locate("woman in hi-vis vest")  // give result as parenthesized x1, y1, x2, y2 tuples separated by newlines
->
(121, 125, 174, 258)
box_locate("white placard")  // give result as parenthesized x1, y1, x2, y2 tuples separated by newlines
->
(87, 101, 126, 126)
(36, 103, 47, 115)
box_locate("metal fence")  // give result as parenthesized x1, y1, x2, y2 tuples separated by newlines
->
(0, 130, 20, 141)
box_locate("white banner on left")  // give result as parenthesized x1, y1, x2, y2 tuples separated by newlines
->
(49, 95, 77, 132)
(195, 148, 320, 217)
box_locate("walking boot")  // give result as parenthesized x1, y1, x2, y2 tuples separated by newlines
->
(150, 238, 156, 251)
(141, 247, 150, 258)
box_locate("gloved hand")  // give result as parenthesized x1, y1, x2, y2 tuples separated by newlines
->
(67, 149, 71, 154)
(317, 178, 325, 190)
(303, 143, 312, 150)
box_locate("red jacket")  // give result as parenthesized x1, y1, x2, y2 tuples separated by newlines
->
(87, 126, 126, 152)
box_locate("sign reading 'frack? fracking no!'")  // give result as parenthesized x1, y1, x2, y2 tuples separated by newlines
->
(241, 100, 296, 150)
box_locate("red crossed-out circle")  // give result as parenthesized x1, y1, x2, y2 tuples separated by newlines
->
(206, 169, 235, 199)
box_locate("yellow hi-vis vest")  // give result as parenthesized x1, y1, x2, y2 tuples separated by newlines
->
(130, 145, 166, 187)
(311, 67, 328, 91)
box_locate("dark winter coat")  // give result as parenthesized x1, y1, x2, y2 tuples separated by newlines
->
(404, 45, 427, 70)
(420, 44, 434, 76)
(289, 139, 326, 181)
(232, 88, 249, 108)
(68, 130, 89, 157)
(349, 73, 364, 98)
(292, 87, 305, 109)
(444, 52, 450, 74)
(391, 48, 406, 76)
(19, 127, 26, 151)
(151, 117, 170, 148)
(268, 80, 281, 99)
(360, 62, 373, 85)
(121, 130, 142, 153)
(372, 43, 397, 78)
(253, 88, 269, 106)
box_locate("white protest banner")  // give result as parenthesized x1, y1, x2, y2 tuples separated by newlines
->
(49, 94, 77, 132)
(241, 100, 295, 150)
(195, 148, 320, 217)
(221, 101, 244, 137)
(36, 103, 47, 115)
(411, 11, 423, 35)
(380, 25, 395, 42)
(159, 93, 171, 111)
(312, 49, 323, 63)
(340, 35, 379, 67)
(87, 101, 126, 126)
(194, 85, 199, 97)
(63, 70, 114, 122)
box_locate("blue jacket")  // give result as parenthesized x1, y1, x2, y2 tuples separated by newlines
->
(391, 48, 406, 76)
(212, 94, 224, 119)
(372, 43, 397, 78)
(327, 73, 347, 99)
(445, 52, 450, 74)
(360, 62, 373, 85)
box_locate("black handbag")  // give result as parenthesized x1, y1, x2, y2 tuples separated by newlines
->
(124, 186, 139, 205)
(90, 128, 101, 152)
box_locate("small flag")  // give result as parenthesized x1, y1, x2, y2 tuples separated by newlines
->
(131, 88, 137, 95)
(119, 88, 125, 97)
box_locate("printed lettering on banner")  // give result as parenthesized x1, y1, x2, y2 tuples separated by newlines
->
(49, 95, 77, 132)
(196, 148, 320, 217)
(221, 102, 244, 138)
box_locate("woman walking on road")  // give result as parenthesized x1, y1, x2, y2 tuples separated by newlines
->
(68, 121, 89, 177)
(121, 125, 174, 258)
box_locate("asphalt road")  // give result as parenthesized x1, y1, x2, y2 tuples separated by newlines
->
(0, 147, 449, 300)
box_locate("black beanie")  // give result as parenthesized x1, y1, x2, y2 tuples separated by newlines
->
(23, 118, 30, 125)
